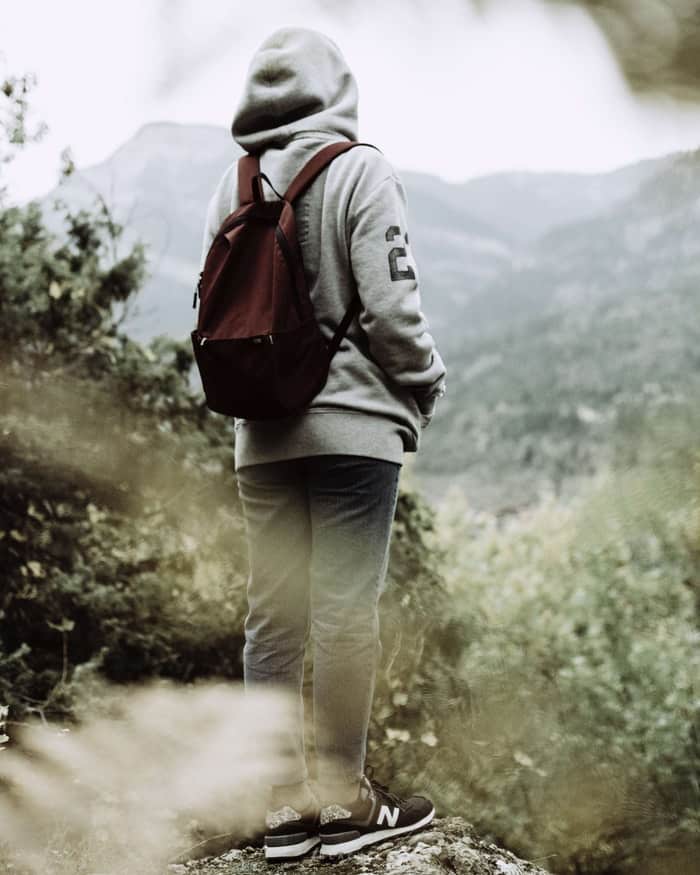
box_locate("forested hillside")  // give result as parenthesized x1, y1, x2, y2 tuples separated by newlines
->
(419, 148, 700, 506)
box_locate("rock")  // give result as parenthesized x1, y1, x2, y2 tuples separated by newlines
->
(175, 816, 554, 874)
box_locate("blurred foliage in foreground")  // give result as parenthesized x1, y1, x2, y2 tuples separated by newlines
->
(1, 74, 699, 875)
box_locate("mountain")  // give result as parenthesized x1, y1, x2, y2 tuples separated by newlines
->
(451, 156, 674, 242)
(34, 122, 669, 346)
(458, 149, 700, 337)
(30, 122, 699, 509)
(416, 148, 700, 508)
(36, 122, 237, 341)
(36, 122, 510, 341)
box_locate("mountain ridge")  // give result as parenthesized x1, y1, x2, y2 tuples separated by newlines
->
(29, 121, 699, 509)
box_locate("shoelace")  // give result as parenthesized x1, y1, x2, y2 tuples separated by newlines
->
(364, 763, 406, 808)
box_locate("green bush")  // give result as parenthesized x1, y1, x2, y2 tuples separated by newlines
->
(0, 206, 251, 725)
(0, 73, 250, 727)
(430, 408, 700, 874)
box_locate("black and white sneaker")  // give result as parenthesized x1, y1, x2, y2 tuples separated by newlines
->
(263, 797, 320, 861)
(319, 765, 435, 857)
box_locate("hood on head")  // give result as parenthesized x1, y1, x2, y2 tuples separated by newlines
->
(232, 27, 359, 153)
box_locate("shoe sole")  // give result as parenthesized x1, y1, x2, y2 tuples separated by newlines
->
(264, 835, 320, 860)
(319, 807, 435, 856)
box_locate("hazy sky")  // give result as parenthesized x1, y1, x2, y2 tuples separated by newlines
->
(4, 0, 700, 204)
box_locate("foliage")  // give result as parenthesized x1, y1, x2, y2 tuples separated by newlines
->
(431, 406, 700, 874)
(0, 70, 48, 204)
(0, 75, 248, 727)
(370, 486, 470, 786)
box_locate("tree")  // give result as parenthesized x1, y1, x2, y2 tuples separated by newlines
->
(0, 71, 249, 725)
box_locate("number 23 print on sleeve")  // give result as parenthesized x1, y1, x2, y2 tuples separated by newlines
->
(385, 225, 416, 282)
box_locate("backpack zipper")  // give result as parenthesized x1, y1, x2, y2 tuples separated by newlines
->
(193, 271, 203, 309)
(197, 333, 273, 345)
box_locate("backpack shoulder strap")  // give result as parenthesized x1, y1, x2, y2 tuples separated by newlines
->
(284, 141, 381, 203)
(282, 141, 381, 358)
(238, 153, 264, 204)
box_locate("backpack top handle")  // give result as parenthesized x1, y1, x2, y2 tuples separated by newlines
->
(238, 153, 264, 204)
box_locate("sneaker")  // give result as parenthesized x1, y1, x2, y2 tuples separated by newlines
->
(263, 796, 321, 861)
(318, 765, 435, 857)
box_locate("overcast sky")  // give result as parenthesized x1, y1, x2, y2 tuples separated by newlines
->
(4, 0, 700, 204)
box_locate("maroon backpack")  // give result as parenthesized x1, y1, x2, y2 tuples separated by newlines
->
(191, 140, 379, 419)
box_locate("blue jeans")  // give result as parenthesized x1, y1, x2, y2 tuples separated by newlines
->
(236, 454, 402, 794)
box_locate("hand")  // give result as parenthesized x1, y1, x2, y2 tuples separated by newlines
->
(412, 380, 446, 428)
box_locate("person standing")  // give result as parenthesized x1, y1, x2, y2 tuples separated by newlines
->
(199, 26, 447, 860)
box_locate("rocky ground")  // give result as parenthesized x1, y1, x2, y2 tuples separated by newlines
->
(167, 817, 554, 875)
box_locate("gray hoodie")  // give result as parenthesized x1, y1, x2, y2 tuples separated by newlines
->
(200, 27, 447, 471)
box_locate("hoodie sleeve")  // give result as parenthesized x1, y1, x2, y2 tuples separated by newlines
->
(346, 171, 447, 425)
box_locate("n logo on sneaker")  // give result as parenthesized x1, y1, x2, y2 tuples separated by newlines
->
(376, 804, 400, 827)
